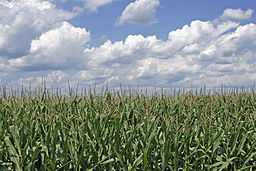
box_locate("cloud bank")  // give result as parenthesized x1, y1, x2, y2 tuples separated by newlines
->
(0, 1, 255, 89)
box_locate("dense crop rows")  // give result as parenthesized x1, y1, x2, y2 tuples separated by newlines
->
(0, 86, 256, 170)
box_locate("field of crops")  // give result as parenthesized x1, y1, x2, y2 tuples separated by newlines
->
(0, 86, 256, 170)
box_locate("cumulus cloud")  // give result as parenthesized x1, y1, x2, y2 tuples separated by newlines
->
(9, 22, 90, 70)
(0, 0, 75, 58)
(80, 16, 256, 87)
(221, 8, 253, 20)
(117, 0, 160, 26)
(1, 6, 256, 88)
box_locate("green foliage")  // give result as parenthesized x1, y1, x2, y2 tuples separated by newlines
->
(0, 86, 256, 170)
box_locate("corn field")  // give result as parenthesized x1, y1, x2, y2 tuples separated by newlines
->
(0, 85, 256, 170)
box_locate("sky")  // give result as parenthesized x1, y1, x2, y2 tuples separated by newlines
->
(0, 0, 256, 90)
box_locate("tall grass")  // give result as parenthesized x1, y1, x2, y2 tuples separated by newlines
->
(0, 85, 256, 170)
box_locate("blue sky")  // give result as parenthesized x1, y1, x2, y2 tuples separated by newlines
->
(0, 0, 256, 89)
(64, 0, 256, 46)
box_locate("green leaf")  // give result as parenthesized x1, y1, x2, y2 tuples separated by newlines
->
(10, 125, 21, 157)
(237, 131, 252, 155)
(219, 157, 237, 170)
(133, 153, 143, 168)
(212, 130, 223, 155)
(4, 136, 21, 171)
(242, 152, 256, 168)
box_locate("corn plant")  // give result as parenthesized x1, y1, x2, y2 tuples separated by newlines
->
(0, 85, 255, 170)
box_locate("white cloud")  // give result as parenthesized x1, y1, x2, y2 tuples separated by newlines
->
(168, 20, 239, 45)
(9, 22, 90, 70)
(0, 0, 75, 58)
(117, 0, 160, 26)
(80, 18, 256, 87)
(84, 35, 164, 66)
(16, 70, 69, 88)
(1, 7, 256, 88)
(221, 8, 253, 20)
(43, 70, 68, 83)
(81, 0, 114, 12)
(99, 34, 110, 42)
